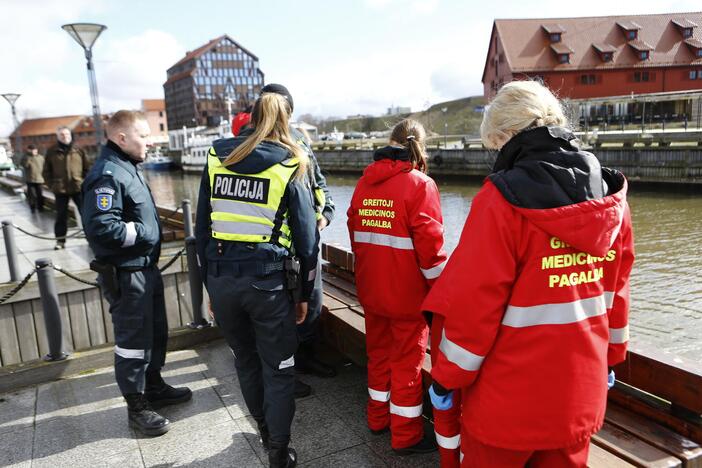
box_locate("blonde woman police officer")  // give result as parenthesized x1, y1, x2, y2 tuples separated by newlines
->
(195, 92, 318, 468)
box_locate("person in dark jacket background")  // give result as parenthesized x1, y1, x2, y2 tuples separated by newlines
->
(21, 144, 45, 212)
(195, 91, 319, 468)
(44, 126, 90, 249)
(82, 110, 191, 438)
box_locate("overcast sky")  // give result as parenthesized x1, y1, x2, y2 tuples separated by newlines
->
(1, 0, 700, 137)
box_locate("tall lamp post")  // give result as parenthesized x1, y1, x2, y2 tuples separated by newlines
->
(62, 23, 107, 151)
(2, 93, 22, 164)
(441, 107, 448, 149)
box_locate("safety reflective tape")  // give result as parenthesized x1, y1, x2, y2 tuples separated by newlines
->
(435, 432, 460, 449)
(211, 199, 278, 221)
(609, 325, 629, 344)
(212, 220, 275, 236)
(390, 402, 423, 418)
(460, 452, 464, 463)
(604, 291, 615, 308)
(353, 231, 414, 250)
(121, 221, 137, 248)
(114, 346, 144, 359)
(439, 328, 484, 371)
(421, 260, 446, 279)
(307, 268, 317, 282)
(368, 388, 390, 402)
(279, 355, 295, 369)
(502, 294, 608, 328)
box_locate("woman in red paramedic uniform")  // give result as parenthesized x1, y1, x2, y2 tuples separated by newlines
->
(347, 119, 446, 457)
(425, 80, 635, 467)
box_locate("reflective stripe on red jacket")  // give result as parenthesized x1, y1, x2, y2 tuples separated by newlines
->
(347, 157, 447, 319)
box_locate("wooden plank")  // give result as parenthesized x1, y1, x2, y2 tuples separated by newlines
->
(614, 343, 702, 415)
(176, 272, 194, 327)
(588, 442, 636, 467)
(322, 281, 360, 308)
(83, 288, 107, 347)
(321, 292, 348, 311)
(58, 294, 74, 353)
(12, 301, 39, 362)
(66, 291, 91, 350)
(592, 422, 682, 467)
(162, 274, 182, 328)
(606, 403, 702, 467)
(0, 304, 21, 366)
(101, 295, 115, 343)
(31, 299, 49, 357)
(323, 273, 358, 297)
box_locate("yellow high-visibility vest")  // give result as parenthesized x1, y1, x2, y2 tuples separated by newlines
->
(207, 150, 298, 248)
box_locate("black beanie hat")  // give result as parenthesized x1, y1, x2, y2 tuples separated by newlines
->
(261, 83, 294, 113)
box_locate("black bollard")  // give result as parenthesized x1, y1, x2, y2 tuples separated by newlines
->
(185, 236, 209, 328)
(182, 199, 194, 238)
(35, 258, 68, 361)
(2, 221, 20, 282)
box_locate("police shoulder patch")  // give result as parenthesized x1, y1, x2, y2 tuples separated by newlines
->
(96, 193, 113, 211)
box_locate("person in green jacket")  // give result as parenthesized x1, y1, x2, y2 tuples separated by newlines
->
(21, 144, 45, 213)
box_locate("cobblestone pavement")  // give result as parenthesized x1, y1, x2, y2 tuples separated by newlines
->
(0, 339, 439, 467)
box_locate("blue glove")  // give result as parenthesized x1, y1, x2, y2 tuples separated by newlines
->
(429, 383, 454, 410)
(607, 370, 616, 390)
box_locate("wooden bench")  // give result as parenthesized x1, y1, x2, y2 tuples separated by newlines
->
(318, 243, 702, 468)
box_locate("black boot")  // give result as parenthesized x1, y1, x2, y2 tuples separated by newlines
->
(294, 377, 312, 399)
(268, 444, 297, 468)
(295, 341, 337, 378)
(124, 393, 170, 437)
(392, 431, 438, 455)
(255, 418, 270, 450)
(145, 372, 192, 409)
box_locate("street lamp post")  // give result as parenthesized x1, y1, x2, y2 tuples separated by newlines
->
(2, 93, 22, 164)
(62, 23, 107, 151)
(441, 107, 448, 149)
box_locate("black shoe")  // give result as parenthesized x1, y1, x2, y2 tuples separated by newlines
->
(268, 445, 297, 468)
(124, 393, 170, 437)
(392, 432, 438, 455)
(295, 355, 337, 378)
(370, 426, 389, 436)
(145, 373, 192, 409)
(294, 378, 312, 399)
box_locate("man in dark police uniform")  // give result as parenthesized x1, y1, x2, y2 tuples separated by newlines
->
(81, 110, 191, 436)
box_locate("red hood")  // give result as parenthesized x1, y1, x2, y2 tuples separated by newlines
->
(511, 179, 628, 257)
(363, 159, 414, 185)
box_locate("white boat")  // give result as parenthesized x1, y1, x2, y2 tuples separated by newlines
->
(180, 144, 212, 173)
(142, 149, 174, 171)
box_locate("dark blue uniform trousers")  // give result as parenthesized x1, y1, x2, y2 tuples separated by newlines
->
(296, 258, 322, 343)
(101, 266, 168, 395)
(208, 268, 298, 446)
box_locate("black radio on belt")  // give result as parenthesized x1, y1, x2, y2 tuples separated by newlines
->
(89, 259, 119, 297)
(283, 257, 300, 291)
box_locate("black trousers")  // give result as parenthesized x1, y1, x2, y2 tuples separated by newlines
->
(208, 269, 298, 446)
(101, 266, 168, 395)
(26, 183, 44, 211)
(54, 193, 82, 243)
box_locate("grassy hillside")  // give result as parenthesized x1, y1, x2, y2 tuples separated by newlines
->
(317, 95, 487, 137)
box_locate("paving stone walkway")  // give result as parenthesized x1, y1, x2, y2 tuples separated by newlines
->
(0, 339, 439, 467)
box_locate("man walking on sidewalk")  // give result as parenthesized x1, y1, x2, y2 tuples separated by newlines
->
(43, 126, 90, 249)
(21, 144, 45, 213)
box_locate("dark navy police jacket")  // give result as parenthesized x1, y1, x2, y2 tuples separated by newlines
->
(195, 137, 319, 301)
(81, 140, 162, 269)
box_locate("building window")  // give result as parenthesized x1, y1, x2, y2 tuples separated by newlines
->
(558, 53, 570, 64)
(634, 71, 651, 82)
(602, 52, 613, 62)
(640, 50, 649, 60)
(580, 74, 597, 85)
(698, 49, 702, 58)
(550, 33, 561, 43)
(627, 30, 637, 40)
(690, 70, 697, 80)
(159, 111, 163, 117)
(683, 28, 693, 38)
(159, 123, 164, 131)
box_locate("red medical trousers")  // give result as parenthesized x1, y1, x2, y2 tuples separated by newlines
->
(364, 311, 428, 449)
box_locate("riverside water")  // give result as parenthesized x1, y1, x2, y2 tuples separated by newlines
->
(144, 170, 702, 360)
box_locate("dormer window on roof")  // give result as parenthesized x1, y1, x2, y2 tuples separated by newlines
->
(542, 24, 566, 43)
(617, 20, 641, 41)
(684, 37, 702, 57)
(628, 39, 653, 60)
(592, 43, 616, 62)
(672, 19, 698, 39)
(550, 43, 573, 64)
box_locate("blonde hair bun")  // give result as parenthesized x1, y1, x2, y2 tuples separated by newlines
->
(480, 80, 568, 150)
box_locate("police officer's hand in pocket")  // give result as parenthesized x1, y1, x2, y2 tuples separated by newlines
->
(295, 302, 308, 324)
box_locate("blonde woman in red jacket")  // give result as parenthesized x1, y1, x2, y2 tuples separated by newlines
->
(425, 80, 634, 467)
(347, 119, 447, 457)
